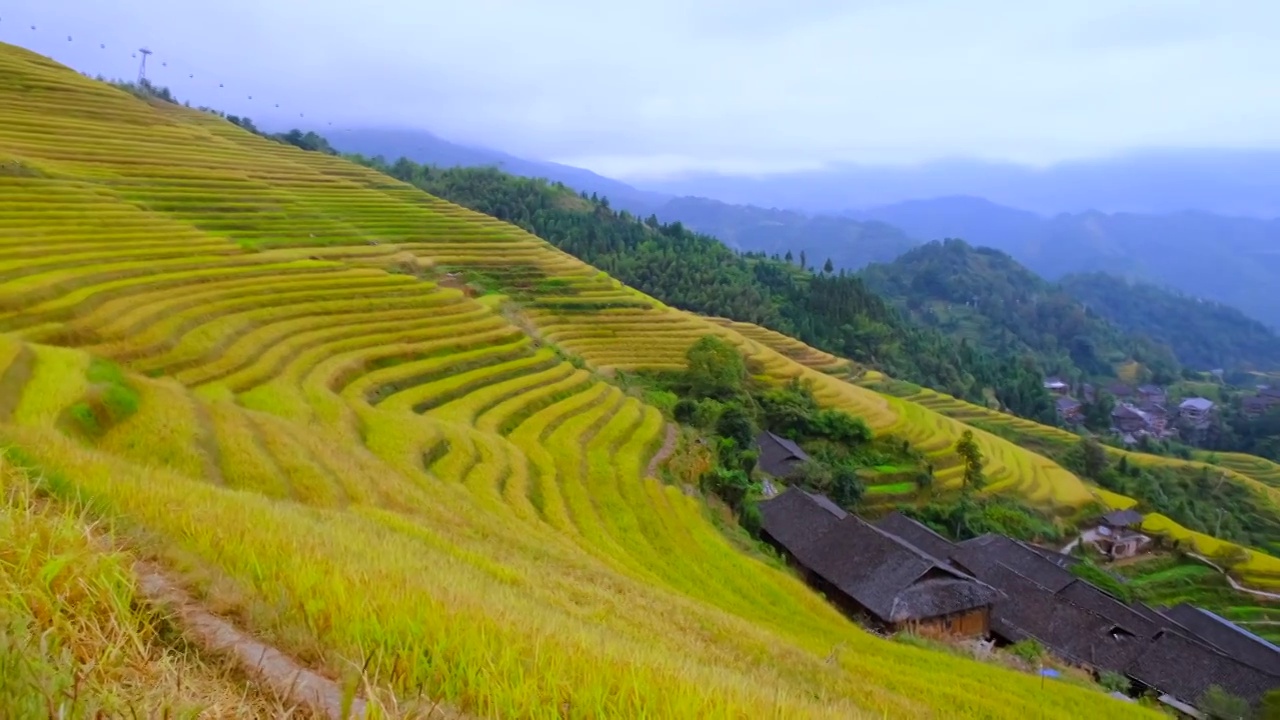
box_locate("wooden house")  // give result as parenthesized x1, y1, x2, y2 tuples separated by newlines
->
(754, 431, 811, 479)
(759, 490, 998, 637)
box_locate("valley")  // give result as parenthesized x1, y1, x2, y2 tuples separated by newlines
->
(3, 38, 1280, 719)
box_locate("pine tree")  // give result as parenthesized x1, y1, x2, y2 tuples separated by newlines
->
(955, 430, 986, 490)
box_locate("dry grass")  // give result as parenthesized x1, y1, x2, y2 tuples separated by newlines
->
(0, 455, 310, 718)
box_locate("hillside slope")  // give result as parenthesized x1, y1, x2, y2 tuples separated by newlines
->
(327, 129, 917, 270)
(651, 195, 917, 272)
(855, 196, 1280, 330)
(859, 239, 1182, 384)
(0, 43, 1155, 719)
(330, 127, 670, 214)
(734, 321, 1280, 590)
(1060, 272, 1280, 371)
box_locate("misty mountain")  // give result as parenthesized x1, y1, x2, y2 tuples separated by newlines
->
(330, 129, 1280, 331)
(330, 128, 669, 213)
(853, 196, 1280, 329)
(1059, 273, 1280, 372)
(857, 239, 1182, 382)
(333, 128, 917, 271)
(637, 149, 1280, 217)
(651, 196, 916, 271)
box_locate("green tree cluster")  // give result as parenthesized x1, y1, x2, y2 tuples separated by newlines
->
(1060, 438, 1280, 554)
(902, 495, 1061, 544)
(859, 239, 1183, 388)
(955, 430, 986, 490)
(661, 337, 890, 520)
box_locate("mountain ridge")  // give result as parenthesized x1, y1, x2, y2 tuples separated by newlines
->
(854, 196, 1280, 328)
(330, 129, 1280, 332)
(635, 149, 1280, 218)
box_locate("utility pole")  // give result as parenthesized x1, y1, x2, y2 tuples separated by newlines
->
(137, 47, 152, 85)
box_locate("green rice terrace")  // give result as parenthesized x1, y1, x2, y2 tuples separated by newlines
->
(0, 40, 1272, 717)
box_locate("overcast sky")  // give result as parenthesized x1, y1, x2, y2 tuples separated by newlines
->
(7, 0, 1280, 178)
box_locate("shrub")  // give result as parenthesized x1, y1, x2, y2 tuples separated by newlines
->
(1070, 560, 1133, 603)
(811, 409, 872, 444)
(701, 465, 754, 512)
(1260, 688, 1280, 720)
(1097, 670, 1129, 694)
(644, 389, 679, 417)
(673, 398, 697, 425)
(1008, 639, 1045, 664)
(1199, 685, 1249, 720)
(739, 500, 763, 537)
(714, 403, 757, 450)
(684, 335, 746, 399)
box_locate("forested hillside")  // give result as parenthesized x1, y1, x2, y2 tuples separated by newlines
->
(1060, 272, 1280, 370)
(855, 196, 1280, 329)
(357, 159, 1053, 418)
(859, 239, 1182, 384)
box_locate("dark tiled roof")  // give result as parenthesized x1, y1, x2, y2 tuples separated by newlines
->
(1055, 396, 1082, 412)
(953, 534, 1077, 592)
(1112, 404, 1150, 421)
(979, 563, 1147, 672)
(874, 512, 957, 561)
(1138, 401, 1167, 416)
(805, 516, 999, 624)
(1101, 509, 1144, 528)
(807, 492, 848, 519)
(1162, 604, 1280, 675)
(755, 431, 810, 478)
(1109, 382, 1135, 397)
(1130, 602, 1172, 627)
(758, 488, 844, 564)
(1022, 542, 1080, 568)
(1126, 630, 1280, 708)
(1057, 580, 1156, 638)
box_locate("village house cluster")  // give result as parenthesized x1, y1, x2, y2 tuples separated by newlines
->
(1045, 379, 1219, 445)
(1244, 385, 1280, 418)
(760, 488, 1280, 716)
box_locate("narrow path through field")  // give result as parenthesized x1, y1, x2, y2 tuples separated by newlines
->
(1060, 533, 1280, 601)
(134, 562, 370, 719)
(1187, 552, 1280, 601)
(646, 423, 678, 478)
(133, 559, 476, 718)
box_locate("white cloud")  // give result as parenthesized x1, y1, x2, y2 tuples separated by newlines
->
(6, 0, 1280, 175)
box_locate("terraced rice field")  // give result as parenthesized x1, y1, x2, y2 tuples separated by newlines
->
(1118, 556, 1280, 644)
(734, 318, 1280, 586)
(702, 318, 1096, 510)
(0, 43, 1156, 718)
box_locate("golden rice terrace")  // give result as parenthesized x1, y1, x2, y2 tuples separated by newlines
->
(0, 41, 1244, 717)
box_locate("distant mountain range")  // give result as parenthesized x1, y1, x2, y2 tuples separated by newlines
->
(331, 129, 1280, 333)
(332, 129, 917, 272)
(851, 196, 1280, 330)
(634, 149, 1280, 218)
(859, 239, 1280, 374)
(332, 128, 670, 212)
(858, 239, 1182, 381)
